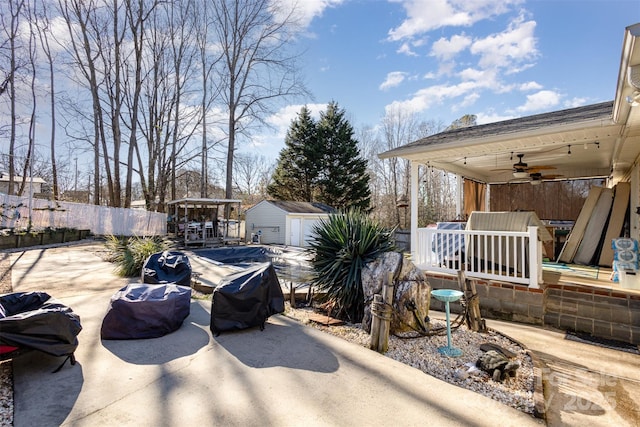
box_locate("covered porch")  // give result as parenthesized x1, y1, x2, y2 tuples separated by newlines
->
(379, 23, 640, 345)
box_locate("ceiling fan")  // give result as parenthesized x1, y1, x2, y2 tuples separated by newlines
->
(493, 153, 556, 178)
(527, 172, 564, 185)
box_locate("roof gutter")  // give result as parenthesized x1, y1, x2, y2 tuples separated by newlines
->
(613, 23, 640, 125)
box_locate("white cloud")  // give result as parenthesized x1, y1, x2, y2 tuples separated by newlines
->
(388, 0, 523, 41)
(430, 33, 472, 60)
(379, 72, 408, 91)
(458, 67, 487, 82)
(470, 15, 538, 71)
(384, 80, 489, 115)
(453, 92, 480, 110)
(519, 81, 543, 91)
(475, 111, 516, 124)
(563, 97, 589, 108)
(265, 103, 327, 134)
(516, 90, 561, 112)
(275, 0, 346, 29)
(397, 42, 418, 56)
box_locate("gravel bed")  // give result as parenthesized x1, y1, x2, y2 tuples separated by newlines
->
(284, 304, 537, 416)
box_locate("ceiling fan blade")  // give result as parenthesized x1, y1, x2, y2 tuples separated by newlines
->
(527, 165, 556, 172)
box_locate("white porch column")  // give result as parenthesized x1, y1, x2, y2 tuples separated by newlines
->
(631, 163, 640, 242)
(411, 161, 419, 261)
(528, 226, 541, 289)
(456, 174, 463, 219)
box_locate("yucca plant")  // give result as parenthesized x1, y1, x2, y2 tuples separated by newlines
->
(307, 209, 396, 322)
(105, 235, 169, 277)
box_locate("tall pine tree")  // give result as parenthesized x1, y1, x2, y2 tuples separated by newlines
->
(268, 106, 320, 201)
(268, 102, 370, 211)
(316, 102, 370, 210)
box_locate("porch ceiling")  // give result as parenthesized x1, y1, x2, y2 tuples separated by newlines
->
(400, 109, 640, 185)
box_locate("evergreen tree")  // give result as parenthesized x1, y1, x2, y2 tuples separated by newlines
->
(267, 106, 320, 201)
(268, 102, 370, 211)
(316, 102, 371, 210)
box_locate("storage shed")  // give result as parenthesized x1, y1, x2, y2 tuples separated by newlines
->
(244, 200, 335, 247)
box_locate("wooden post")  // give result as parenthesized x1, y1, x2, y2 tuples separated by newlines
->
(370, 273, 395, 352)
(289, 282, 296, 307)
(457, 270, 486, 332)
(377, 272, 394, 353)
(369, 294, 382, 351)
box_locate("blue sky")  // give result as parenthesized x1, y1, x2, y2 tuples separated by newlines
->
(248, 0, 640, 160)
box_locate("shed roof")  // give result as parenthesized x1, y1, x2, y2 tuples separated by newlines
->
(254, 200, 335, 214)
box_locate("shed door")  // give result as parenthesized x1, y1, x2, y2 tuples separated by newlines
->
(303, 219, 317, 247)
(290, 218, 301, 246)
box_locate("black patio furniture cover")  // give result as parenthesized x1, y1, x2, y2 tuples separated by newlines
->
(0, 291, 82, 357)
(101, 283, 191, 340)
(142, 251, 192, 286)
(210, 262, 284, 335)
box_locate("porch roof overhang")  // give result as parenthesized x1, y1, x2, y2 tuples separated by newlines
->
(379, 23, 640, 186)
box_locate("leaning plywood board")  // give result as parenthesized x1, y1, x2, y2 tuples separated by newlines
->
(558, 186, 603, 263)
(573, 187, 614, 265)
(598, 182, 630, 267)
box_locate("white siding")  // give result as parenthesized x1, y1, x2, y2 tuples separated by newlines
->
(245, 201, 287, 244)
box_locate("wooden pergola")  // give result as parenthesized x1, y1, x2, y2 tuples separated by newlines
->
(167, 198, 242, 247)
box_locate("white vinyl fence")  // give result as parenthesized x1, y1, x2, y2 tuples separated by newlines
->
(0, 194, 166, 236)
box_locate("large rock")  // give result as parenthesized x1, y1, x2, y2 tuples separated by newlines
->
(361, 252, 431, 333)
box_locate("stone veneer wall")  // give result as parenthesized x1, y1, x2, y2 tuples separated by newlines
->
(426, 273, 640, 345)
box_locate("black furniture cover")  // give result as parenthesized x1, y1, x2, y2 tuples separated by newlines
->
(0, 291, 82, 357)
(101, 283, 191, 340)
(142, 251, 192, 286)
(211, 262, 284, 335)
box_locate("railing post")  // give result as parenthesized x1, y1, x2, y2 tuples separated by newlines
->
(528, 226, 540, 288)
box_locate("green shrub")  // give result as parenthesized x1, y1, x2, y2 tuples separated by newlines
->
(104, 235, 169, 277)
(307, 209, 396, 322)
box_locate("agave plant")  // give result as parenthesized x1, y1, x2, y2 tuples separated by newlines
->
(307, 209, 396, 322)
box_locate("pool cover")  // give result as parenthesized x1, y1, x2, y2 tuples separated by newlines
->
(196, 246, 272, 264)
(0, 291, 82, 357)
(211, 262, 284, 335)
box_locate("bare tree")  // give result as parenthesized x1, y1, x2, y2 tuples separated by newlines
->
(381, 105, 421, 227)
(210, 0, 308, 206)
(34, 1, 60, 200)
(233, 152, 272, 204)
(192, 0, 223, 198)
(58, 0, 110, 205)
(1, 0, 26, 195)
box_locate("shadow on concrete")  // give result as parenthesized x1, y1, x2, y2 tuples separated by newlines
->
(214, 316, 340, 373)
(101, 302, 211, 365)
(13, 351, 83, 427)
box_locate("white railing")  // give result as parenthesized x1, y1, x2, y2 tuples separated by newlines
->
(0, 194, 166, 236)
(415, 226, 542, 288)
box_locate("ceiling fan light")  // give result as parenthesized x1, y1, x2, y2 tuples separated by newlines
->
(513, 171, 528, 179)
(530, 179, 541, 186)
